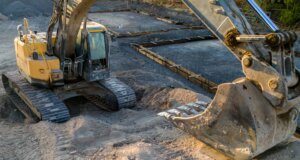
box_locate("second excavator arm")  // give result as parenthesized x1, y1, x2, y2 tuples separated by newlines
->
(160, 0, 299, 159)
(182, 0, 299, 109)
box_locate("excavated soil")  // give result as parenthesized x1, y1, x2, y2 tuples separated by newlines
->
(0, 1, 300, 160)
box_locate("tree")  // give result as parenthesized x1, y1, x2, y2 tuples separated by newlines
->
(256, 0, 300, 26)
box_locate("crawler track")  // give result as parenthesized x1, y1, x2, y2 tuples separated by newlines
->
(2, 71, 70, 123)
(99, 78, 136, 109)
(86, 78, 136, 111)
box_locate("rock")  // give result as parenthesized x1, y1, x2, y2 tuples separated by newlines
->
(141, 87, 211, 111)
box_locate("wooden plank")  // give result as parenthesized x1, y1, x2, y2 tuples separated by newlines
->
(140, 35, 215, 47)
(89, 9, 132, 13)
(131, 44, 218, 93)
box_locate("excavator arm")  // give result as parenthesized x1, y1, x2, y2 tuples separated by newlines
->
(47, 0, 96, 66)
(159, 0, 299, 159)
(178, 0, 299, 108)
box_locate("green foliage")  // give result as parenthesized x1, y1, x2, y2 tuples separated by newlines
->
(256, 0, 300, 26)
(280, 0, 300, 25)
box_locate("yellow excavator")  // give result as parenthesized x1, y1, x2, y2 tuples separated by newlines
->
(1, 0, 299, 159)
(2, 0, 136, 123)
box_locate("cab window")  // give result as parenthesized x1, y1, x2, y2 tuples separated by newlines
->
(88, 32, 106, 60)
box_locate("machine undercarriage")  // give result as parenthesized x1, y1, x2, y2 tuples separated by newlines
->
(2, 71, 136, 122)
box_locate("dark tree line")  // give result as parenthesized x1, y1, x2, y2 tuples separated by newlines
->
(256, 0, 300, 26)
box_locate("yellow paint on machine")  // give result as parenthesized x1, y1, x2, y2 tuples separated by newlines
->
(14, 36, 61, 82)
(14, 19, 107, 85)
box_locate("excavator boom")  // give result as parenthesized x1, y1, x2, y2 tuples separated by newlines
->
(47, 0, 96, 58)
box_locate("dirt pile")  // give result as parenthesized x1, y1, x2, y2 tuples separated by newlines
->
(0, 82, 300, 159)
(140, 87, 211, 111)
(0, 76, 226, 160)
(0, 0, 52, 19)
(24, 87, 223, 159)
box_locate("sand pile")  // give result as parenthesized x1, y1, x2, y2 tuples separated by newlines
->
(0, 0, 52, 19)
(0, 82, 299, 159)
(24, 87, 221, 159)
(140, 87, 211, 111)
(0, 82, 221, 159)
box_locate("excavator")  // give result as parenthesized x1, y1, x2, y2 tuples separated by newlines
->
(159, 0, 300, 159)
(1, 0, 299, 159)
(1, 0, 136, 123)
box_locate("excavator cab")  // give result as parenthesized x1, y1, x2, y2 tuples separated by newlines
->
(75, 21, 110, 82)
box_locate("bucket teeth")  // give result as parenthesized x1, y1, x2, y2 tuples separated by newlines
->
(167, 109, 182, 116)
(177, 106, 192, 114)
(159, 80, 299, 159)
(158, 100, 209, 120)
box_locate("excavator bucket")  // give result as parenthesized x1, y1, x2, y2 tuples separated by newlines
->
(159, 78, 298, 159)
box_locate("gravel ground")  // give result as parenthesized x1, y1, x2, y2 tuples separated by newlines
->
(88, 11, 184, 34)
(0, 0, 52, 19)
(151, 40, 243, 84)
